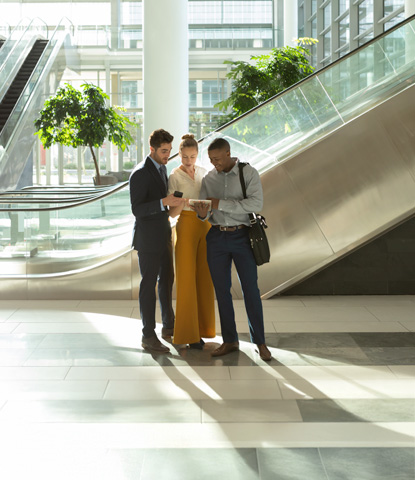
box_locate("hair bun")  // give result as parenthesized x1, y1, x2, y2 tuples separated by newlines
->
(181, 133, 195, 140)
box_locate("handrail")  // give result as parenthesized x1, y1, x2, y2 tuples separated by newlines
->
(0, 181, 129, 212)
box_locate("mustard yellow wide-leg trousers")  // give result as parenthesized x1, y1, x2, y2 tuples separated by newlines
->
(173, 210, 216, 344)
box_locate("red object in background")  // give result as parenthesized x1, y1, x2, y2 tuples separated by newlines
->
(40, 145, 46, 166)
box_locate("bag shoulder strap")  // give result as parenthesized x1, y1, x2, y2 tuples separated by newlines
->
(238, 162, 248, 199)
(238, 162, 255, 223)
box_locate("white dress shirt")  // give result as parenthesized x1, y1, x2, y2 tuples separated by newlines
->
(168, 164, 207, 211)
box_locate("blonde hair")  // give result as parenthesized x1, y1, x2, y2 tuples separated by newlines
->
(179, 133, 198, 152)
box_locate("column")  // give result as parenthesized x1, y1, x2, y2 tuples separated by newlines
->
(110, 0, 120, 49)
(405, 0, 415, 18)
(283, 0, 298, 47)
(143, 0, 188, 151)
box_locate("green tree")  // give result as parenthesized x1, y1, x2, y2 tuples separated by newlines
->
(215, 38, 317, 124)
(34, 83, 136, 185)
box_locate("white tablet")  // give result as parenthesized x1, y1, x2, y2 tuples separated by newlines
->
(188, 199, 212, 208)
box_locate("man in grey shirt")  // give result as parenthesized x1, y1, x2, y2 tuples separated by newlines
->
(194, 137, 271, 361)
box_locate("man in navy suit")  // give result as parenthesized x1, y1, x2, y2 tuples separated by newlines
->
(129, 129, 183, 353)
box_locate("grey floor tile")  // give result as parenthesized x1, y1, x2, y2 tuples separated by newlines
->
(257, 448, 328, 480)
(0, 400, 202, 423)
(320, 448, 415, 480)
(140, 448, 259, 480)
(201, 399, 302, 423)
(280, 347, 373, 366)
(361, 347, 415, 365)
(297, 399, 415, 423)
(268, 333, 360, 349)
(349, 333, 415, 347)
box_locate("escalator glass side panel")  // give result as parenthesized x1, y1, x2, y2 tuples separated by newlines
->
(0, 185, 134, 276)
(195, 18, 415, 176)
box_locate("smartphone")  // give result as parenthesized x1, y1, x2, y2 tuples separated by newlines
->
(173, 191, 183, 197)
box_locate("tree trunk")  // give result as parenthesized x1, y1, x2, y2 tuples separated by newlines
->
(89, 144, 101, 185)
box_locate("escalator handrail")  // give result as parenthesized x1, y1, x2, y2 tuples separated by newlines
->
(0, 181, 130, 212)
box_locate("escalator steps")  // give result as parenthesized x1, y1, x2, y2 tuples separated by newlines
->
(0, 39, 48, 132)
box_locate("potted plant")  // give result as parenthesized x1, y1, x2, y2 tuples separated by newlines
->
(34, 83, 136, 185)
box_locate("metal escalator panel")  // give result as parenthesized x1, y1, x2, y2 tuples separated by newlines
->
(191, 17, 415, 297)
(0, 40, 48, 133)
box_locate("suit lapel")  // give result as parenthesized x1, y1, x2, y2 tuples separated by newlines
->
(145, 156, 167, 197)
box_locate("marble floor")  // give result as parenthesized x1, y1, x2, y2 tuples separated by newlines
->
(0, 296, 414, 479)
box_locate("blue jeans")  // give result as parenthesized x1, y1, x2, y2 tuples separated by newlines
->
(206, 226, 265, 345)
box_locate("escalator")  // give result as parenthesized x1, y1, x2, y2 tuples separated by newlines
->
(0, 16, 414, 300)
(0, 39, 48, 133)
(0, 18, 75, 193)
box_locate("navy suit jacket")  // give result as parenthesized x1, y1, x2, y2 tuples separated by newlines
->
(129, 156, 171, 253)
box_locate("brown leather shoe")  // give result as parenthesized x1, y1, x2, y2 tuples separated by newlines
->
(257, 344, 271, 361)
(142, 335, 170, 353)
(161, 328, 174, 340)
(211, 341, 239, 357)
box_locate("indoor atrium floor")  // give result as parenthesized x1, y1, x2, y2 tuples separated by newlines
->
(0, 296, 413, 479)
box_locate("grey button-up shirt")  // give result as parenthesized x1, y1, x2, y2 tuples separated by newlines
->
(199, 158, 263, 226)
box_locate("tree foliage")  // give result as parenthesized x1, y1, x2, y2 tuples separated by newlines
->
(34, 83, 136, 184)
(215, 39, 317, 124)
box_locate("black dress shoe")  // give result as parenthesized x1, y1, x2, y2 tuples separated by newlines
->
(161, 328, 174, 340)
(211, 341, 239, 357)
(142, 335, 170, 353)
(189, 339, 205, 350)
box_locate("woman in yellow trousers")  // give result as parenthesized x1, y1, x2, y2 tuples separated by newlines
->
(168, 134, 215, 348)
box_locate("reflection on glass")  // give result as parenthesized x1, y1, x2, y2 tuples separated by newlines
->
(194, 18, 415, 175)
(359, 0, 374, 35)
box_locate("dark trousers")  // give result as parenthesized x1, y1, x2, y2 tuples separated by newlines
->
(137, 242, 175, 338)
(206, 226, 265, 345)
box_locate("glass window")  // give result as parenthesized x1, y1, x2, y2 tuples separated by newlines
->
(384, 11, 405, 30)
(189, 1, 222, 24)
(323, 30, 331, 59)
(121, 81, 140, 109)
(311, 17, 317, 38)
(189, 81, 197, 108)
(339, 0, 350, 16)
(121, 1, 142, 25)
(311, 0, 317, 15)
(339, 15, 350, 49)
(359, 0, 374, 35)
(223, 1, 272, 24)
(323, 4, 331, 30)
(384, 0, 405, 17)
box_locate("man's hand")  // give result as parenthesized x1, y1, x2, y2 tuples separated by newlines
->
(162, 194, 185, 207)
(191, 201, 211, 219)
(208, 198, 219, 210)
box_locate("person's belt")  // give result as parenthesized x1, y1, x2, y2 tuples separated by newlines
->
(213, 224, 247, 232)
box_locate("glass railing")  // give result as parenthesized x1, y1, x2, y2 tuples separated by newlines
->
(72, 25, 273, 50)
(0, 18, 48, 102)
(0, 184, 133, 275)
(182, 16, 415, 175)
